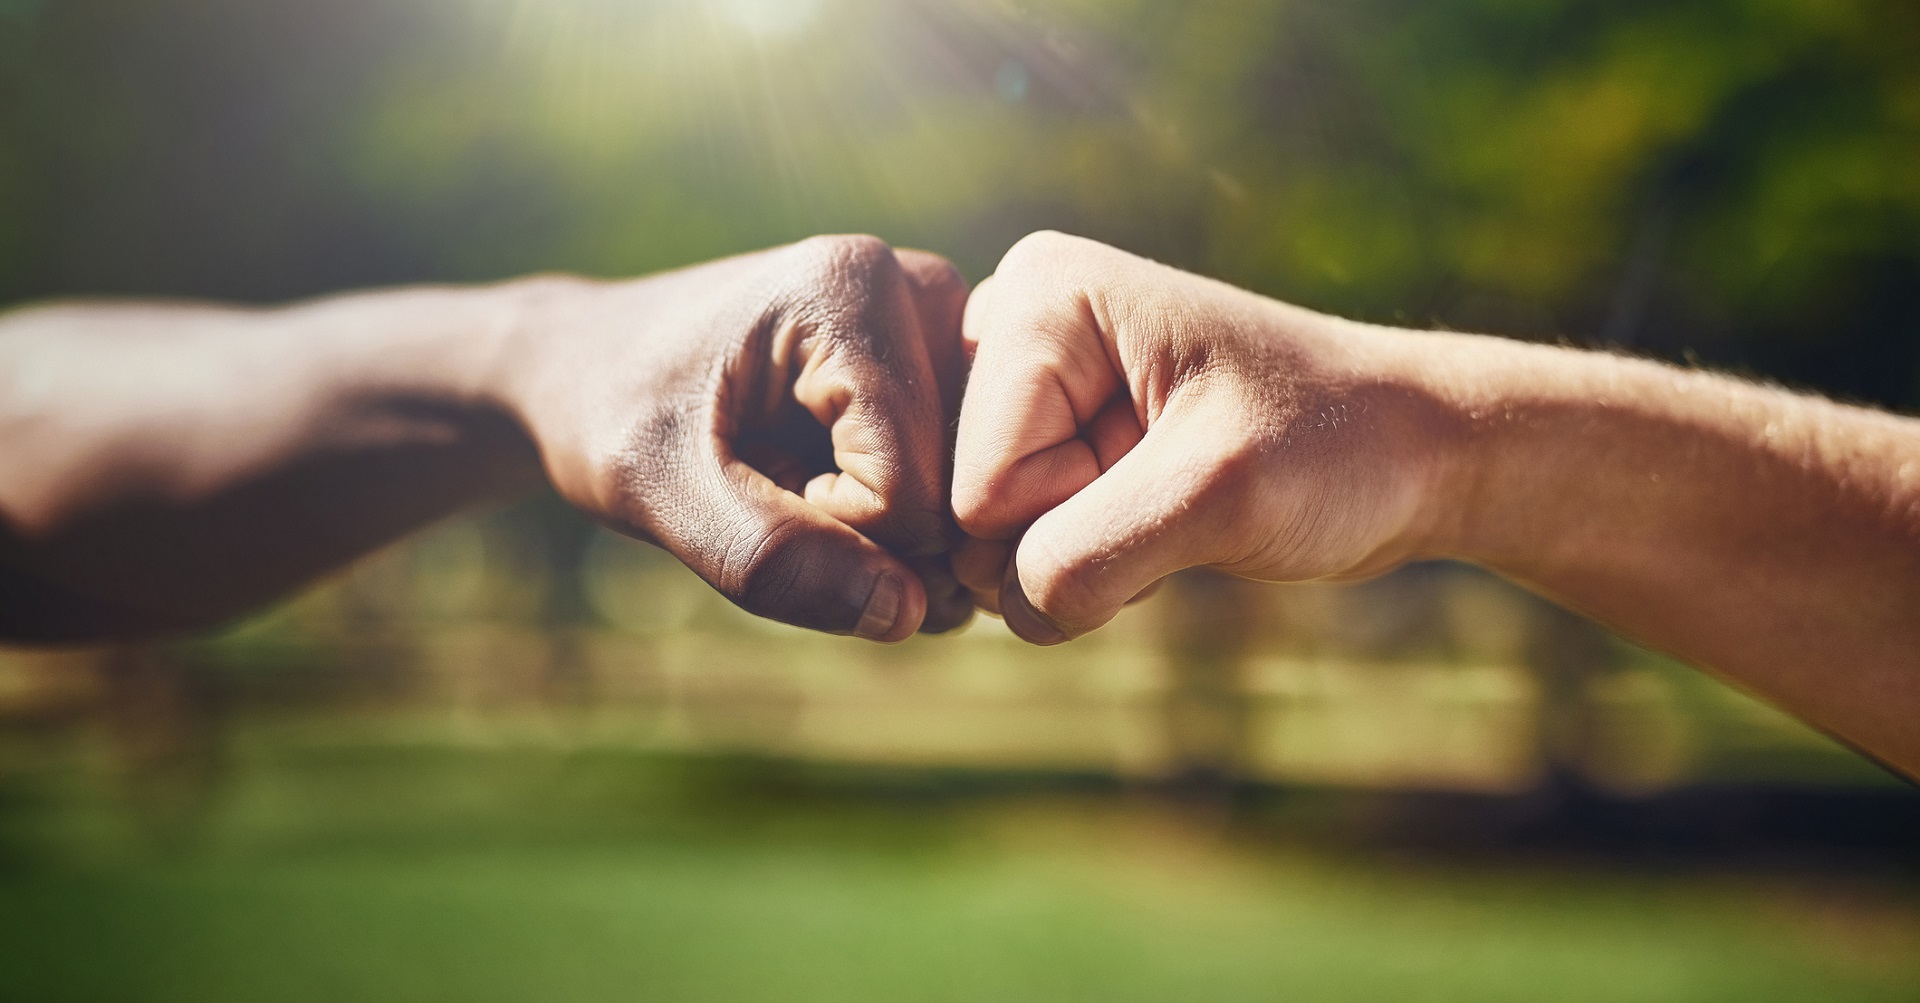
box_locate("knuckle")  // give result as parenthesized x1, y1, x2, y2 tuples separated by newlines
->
(959, 273, 1004, 340)
(1019, 537, 1104, 629)
(797, 233, 897, 282)
(950, 481, 996, 539)
(716, 514, 811, 619)
(949, 459, 1021, 540)
(922, 255, 965, 293)
(979, 234, 1107, 347)
(789, 235, 912, 358)
(952, 539, 1010, 593)
(998, 230, 1076, 273)
(897, 248, 965, 290)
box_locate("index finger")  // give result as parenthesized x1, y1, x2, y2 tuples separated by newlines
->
(951, 238, 1124, 541)
(785, 237, 957, 556)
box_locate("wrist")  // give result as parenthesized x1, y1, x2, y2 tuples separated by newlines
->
(463, 273, 590, 417)
(313, 278, 554, 495)
(1340, 321, 1511, 568)
(1387, 329, 1616, 571)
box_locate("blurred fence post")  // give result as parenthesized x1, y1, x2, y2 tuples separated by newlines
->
(102, 645, 225, 851)
(1522, 601, 1618, 795)
(1157, 571, 1257, 796)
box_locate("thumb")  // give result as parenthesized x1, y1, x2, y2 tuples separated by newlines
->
(997, 407, 1238, 644)
(643, 439, 927, 643)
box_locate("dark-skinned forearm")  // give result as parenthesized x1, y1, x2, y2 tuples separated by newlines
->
(0, 285, 547, 642)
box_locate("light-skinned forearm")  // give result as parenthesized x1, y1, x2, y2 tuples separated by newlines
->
(948, 232, 1915, 774)
(1404, 330, 1920, 772)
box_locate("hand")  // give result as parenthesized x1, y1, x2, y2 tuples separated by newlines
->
(501, 235, 973, 641)
(952, 231, 1453, 644)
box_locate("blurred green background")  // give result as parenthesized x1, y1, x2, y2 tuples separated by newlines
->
(1, 0, 1917, 1000)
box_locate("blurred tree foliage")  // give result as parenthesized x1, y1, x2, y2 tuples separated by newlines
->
(1, 0, 1915, 405)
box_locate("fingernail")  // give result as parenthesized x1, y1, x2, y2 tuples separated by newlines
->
(1000, 575, 1067, 645)
(855, 574, 905, 641)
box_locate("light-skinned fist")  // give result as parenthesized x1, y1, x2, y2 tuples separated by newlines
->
(952, 231, 1457, 644)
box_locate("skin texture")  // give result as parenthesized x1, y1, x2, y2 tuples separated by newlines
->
(954, 231, 1920, 777)
(0, 235, 972, 643)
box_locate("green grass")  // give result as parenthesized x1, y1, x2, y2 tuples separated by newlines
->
(1, 741, 1915, 1003)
